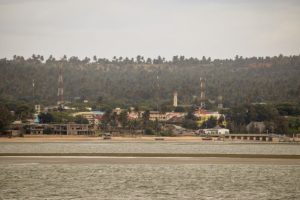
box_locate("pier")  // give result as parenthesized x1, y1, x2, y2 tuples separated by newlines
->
(200, 134, 291, 142)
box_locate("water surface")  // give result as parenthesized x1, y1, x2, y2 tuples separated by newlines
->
(1, 141, 299, 155)
(0, 163, 299, 199)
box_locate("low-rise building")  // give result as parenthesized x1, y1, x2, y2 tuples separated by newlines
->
(165, 112, 185, 121)
(199, 128, 230, 135)
(25, 123, 95, 135)
(149, 111, 167, 121)
(128, 111, 140, 120)
(29, 124, 44, 134)
(72, 111, 104, 125)
(194, 109, 222, 120)
(52, 123, 95, 135)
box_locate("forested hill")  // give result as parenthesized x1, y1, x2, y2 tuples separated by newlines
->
(0, 55, 300, 107)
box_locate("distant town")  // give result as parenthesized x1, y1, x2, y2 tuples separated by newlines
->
(1, 68, 299, 142)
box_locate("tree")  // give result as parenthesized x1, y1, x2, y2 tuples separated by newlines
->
(245, 105, 257, 123)
(97, 96, 103, 104)
(1, 54, 300, 107)
(118, 110, 128, 128)
(275, 117, 289, 135)
(128, 119, 140, 134)
(136, 55, 142, 64)
(217, 115, 225, 126)
(174, 106, 185, 112)
(38, 113, 54, 123)
(204, 116, 217, 128)
(74, 116, 89, 124)
(172, 55, 179, 64)
(15, 104, 33, 121)
(146, 58, 152, 64)
(182, 119, 198, 130)
(185, 110, 196, 120)
(255, 105, 278, 121)
(142, 110, 150, 128)
(93, 55, 97, 62)
(50, 112, 75, 123)
(0, 105, 13, 130)
(145, 128, 154, 135)
(153, 118, 160, 134)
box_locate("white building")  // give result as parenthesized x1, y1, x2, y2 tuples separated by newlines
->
(72, 111, 104, 125)
(199, 128, 230, 135)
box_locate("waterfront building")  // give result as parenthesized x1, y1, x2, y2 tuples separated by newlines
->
(199, 128, 230, 135)
(26, 123, 95, 135)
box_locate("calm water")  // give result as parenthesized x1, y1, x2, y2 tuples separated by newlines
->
(1, 142, 300, 199)
(0, 141, 300, 155)
(0, 164, 299, 199)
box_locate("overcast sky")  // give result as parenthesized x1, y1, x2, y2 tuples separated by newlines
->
(0, 0, 299, 60)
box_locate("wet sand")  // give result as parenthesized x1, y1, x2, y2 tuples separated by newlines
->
(1, 156, 300, 165)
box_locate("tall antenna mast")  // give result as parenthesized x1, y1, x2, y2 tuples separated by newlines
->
(32, 79, 35, 104)
(156, 74, 160, 111)
(200, 77, 206, 109)
(217, 95, 223, 109)
(57, 63, 64, 107)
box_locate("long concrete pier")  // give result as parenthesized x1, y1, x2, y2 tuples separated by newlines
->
(201, 134, 291, 142)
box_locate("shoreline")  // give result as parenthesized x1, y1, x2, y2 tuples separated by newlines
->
(1, 153, 299, 159)
(1, 156, 299, 165)
(0, 135, 202, 142)
(1, 135, 299, 143)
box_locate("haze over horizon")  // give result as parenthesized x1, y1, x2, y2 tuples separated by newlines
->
(0, 0, 299, 60)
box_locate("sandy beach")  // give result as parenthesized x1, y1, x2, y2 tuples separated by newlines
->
(0, 135, 207, 142)
(1, 135, 299, 143)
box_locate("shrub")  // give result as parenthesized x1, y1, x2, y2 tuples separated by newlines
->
(144, 128, 154, 135)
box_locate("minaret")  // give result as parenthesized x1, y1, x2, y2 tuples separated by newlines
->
(217, 95, 223, 109)
(57, 64, 64, 106)
(173, 91, 178, 107)
(200, 77, 206, 108)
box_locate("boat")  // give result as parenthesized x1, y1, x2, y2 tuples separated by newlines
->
(202, 137, 213, 141)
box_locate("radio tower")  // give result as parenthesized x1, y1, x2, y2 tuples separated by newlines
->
(32, 79, 35, 104)
(217, 95, 223, 109)
(200, 77, 206, 109)
(57, 64, 64, 107)
(156, 74, 160, 111)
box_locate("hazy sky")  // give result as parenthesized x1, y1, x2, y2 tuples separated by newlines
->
(0, 0, 300, 60)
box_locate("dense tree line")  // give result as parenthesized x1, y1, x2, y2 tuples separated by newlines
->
(0, 54, 299, 109)
(223, 103, 300, 135)
(0, 105, 13, 130)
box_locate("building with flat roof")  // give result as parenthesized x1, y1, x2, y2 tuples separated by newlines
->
(199, 128, 230, 135)
(25, 123, 95, 135)
(149, 111, 167, 121)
